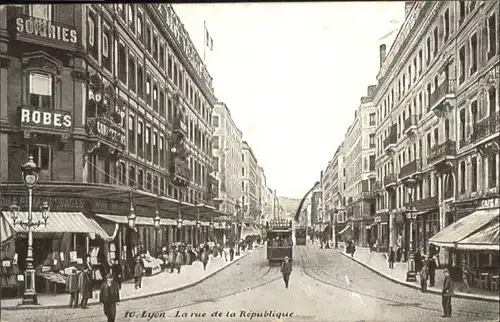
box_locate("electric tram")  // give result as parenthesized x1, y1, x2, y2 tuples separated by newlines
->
(266, 219, 293, 264)
(295, 226, 307, 245)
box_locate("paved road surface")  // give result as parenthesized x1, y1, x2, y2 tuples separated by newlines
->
(2, 245, 498, 322)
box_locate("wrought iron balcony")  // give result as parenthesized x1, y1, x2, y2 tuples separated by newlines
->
(406, 196, 439, 210)
(427, 141, 456, 165)
(383, 173, 398, 188)
(429, 79, 456, 118)
(471, 111, 500, 144)
(399, 159, 422, 180)
(383, 133, 397, 153)
(403, 115, 419, 136)
(357, 191, 374, 200)
(173, 116, 188, 136)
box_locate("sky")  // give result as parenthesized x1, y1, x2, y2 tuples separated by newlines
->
(174, 2, 405, 199)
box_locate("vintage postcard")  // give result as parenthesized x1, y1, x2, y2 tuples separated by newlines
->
(0, 2, 499, 322)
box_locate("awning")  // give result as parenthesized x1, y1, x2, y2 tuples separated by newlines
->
(1, 211, 111, 240)
(181, 220, 195, 226)
(1, 214, 15, 244)
(456, 219, 499, 251)
(339, 225, 351, 235)
(95, 214, 177, 227)
(429, 209, 499, 248)
(160, 218, 176, 226)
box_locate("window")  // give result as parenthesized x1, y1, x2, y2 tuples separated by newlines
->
(213, 115, 219, 127)
(28, 145, 50, 171)
(488, 14, 497, 60)
(152, 36, 158, 61)
(102, 28, 111, 71)
(153, 130, 158, 165)
(146, 25, 152, 52)
(30, 4, 51, 20)
(213, 136, 219, 149)
(146, 173, 152, 191)
(159, 44, 165, 69)
(444, 9, 450, 42)
(160, 178, 165, 195)
(434, 128, 439, 145)
(137, 64, 144, 98)
(369, 113, 375, 126)
(427, 133, 431, 153)
(426, 37, 431, 63)
(489, 87, 497, 116)
(213, 157, 219, 172)
(471, 157, 477, 192)
(445, 119, 450, 141)
(153, 176, 159, 194)
(128, 5, 135, 33)
(167, 97, 173, 122)
(153, 84, 158, 112)
(138, 170, 144, 189)
(146, 75, 151, 105)
(129, 166, 135, 186)
(242, 167, 245, 176)
(159, 90, 165, 117)
(137, 120, 143, 157)
(471, 100, 478, 126)
(470, 33, 477, 75)
(128, 115, 135, 152)
(459, 45, 466, 84)
(118, 43, 127, 83)
(118, 162, 126, 184)
(27, 72, 52, 110)
(87, 13, 97, 58)
(160, 136, 165, 166)
(128, 56, 136, 92)
(146, 126, 151, 161)
(168, 56, 173, 79)
(460, 161, 466, 194)
(460, 109, 466, 141)
(433, 27, 439, 56)
(418, 49, 423, 74)
(459, 1, 466, 24)
(242, 153, 245, 162)
(369, 134, 375, 148)
(173, 63, 178, 85)
(489, 155, 497, 189)
(137, 12, 143, 40)
(369, 154, 375, 171)
(242, 182, 245, 191)
(104, 160, 111, 184)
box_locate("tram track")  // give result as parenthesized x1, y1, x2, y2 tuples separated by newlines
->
(295, 246, 499, 321)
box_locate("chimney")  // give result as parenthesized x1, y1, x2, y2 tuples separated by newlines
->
(367, 85, 377, 97)
(379, 44, 387, 67)
(405, 1, 414, 19)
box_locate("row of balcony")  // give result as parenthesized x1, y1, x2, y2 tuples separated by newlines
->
(471, 111, 500, 143)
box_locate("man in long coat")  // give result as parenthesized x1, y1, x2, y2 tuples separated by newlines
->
(281, 256, 293, 289)
(100, 273, 120, 322)
(441, 268, 454, 318)
(66, 268, 79, 308)
(78, 268, 92, 308)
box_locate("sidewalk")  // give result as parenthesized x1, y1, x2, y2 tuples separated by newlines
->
(1, 245, 263, 310)
(341, 248, 499, 303)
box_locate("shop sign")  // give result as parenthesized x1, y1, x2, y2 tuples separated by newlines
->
(87, 117, 126, 148)
(20, 107, 72, 129)
(374, 216, 382, 223)
(16, 16, 77, 44)
(2, 195, 85, 211)
(479, 198, 499, 209)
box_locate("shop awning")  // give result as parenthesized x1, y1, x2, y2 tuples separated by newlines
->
(456, 219, 499, 251)
(160, 218, 176, 226)
(1, 211, 111, 240)
(181, 220, 195, 226)
(429, 209, 499, 248)
(95, 213, 179, 227)
(0, 214, 15, 244)
(339, 225, 351, 235)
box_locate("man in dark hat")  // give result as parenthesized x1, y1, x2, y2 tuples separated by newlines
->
(281, 256, 292, 289)
(100, 273, 120, 322)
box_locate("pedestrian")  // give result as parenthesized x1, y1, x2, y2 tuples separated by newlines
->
(78, 267, 92, 308)
(168, 248, 175, 273)
(175, 249, 183, 274)
(441, 268, 454, 318)
(350, 241, 356, 257)
(133, 257, 143, 289)
(111, 259, 122, 290)
(201, 249, 209, 271)
(419, 258, 428, 293)
(99, 273, 120, 322)
(229, 246, 235, 261)
(428, 256, 437, 287)
(281, 256, 292, 289)
(66, 268, 79, 309)
(388, 247, 395, 269)
(415, 249, 421, 273)
(459, 260, 472, 293)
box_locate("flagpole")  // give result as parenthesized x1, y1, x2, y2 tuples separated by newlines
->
(203, 21, 206, 62)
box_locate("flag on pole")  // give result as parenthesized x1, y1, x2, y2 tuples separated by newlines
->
(204, 21, 213, 51)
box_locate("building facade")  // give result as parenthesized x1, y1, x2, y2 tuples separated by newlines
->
(241, 141, 260, 223)
(212, 101, 243, 219)
(373, 1, 498, 264)
(0, 4, 223, 283)
(343, 86, 378, 247)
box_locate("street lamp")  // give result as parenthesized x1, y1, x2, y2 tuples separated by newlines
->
(235, 200, 241, 256)
(195, 203, 203, 245)
(128, 188, 136, 229)
(153, 196, 161, 230)
(405, 178, 417, 282)
(12, 155, 51, 305)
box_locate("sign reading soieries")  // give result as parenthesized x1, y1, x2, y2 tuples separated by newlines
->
(16, 16, 77, 44)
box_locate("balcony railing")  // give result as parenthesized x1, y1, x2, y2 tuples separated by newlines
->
(383, 173, 398, 187)
(399, 159, 421, 179)
(471, 111, 500, 143)
(371, 181, 383, 192)
(404, 115, 419, 132)
(429, 79, 456, 110)
(383, 133, 397, 150)
(406, 196, 439, 210)
(428, 141, 456, 164)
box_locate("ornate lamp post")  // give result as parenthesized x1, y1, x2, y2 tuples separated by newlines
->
(196, 204, 202, 246)
(153, 195, 161, 252)
(176, 202, 183, 243)
(405, 178, 417, 282)
(128, 188, 136, 229)
(11, 156, 51, 305)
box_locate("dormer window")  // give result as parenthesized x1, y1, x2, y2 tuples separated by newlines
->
(29, 72, 53, 109)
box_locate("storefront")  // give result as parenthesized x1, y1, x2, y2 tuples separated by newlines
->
(373, 214, 389, 252)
